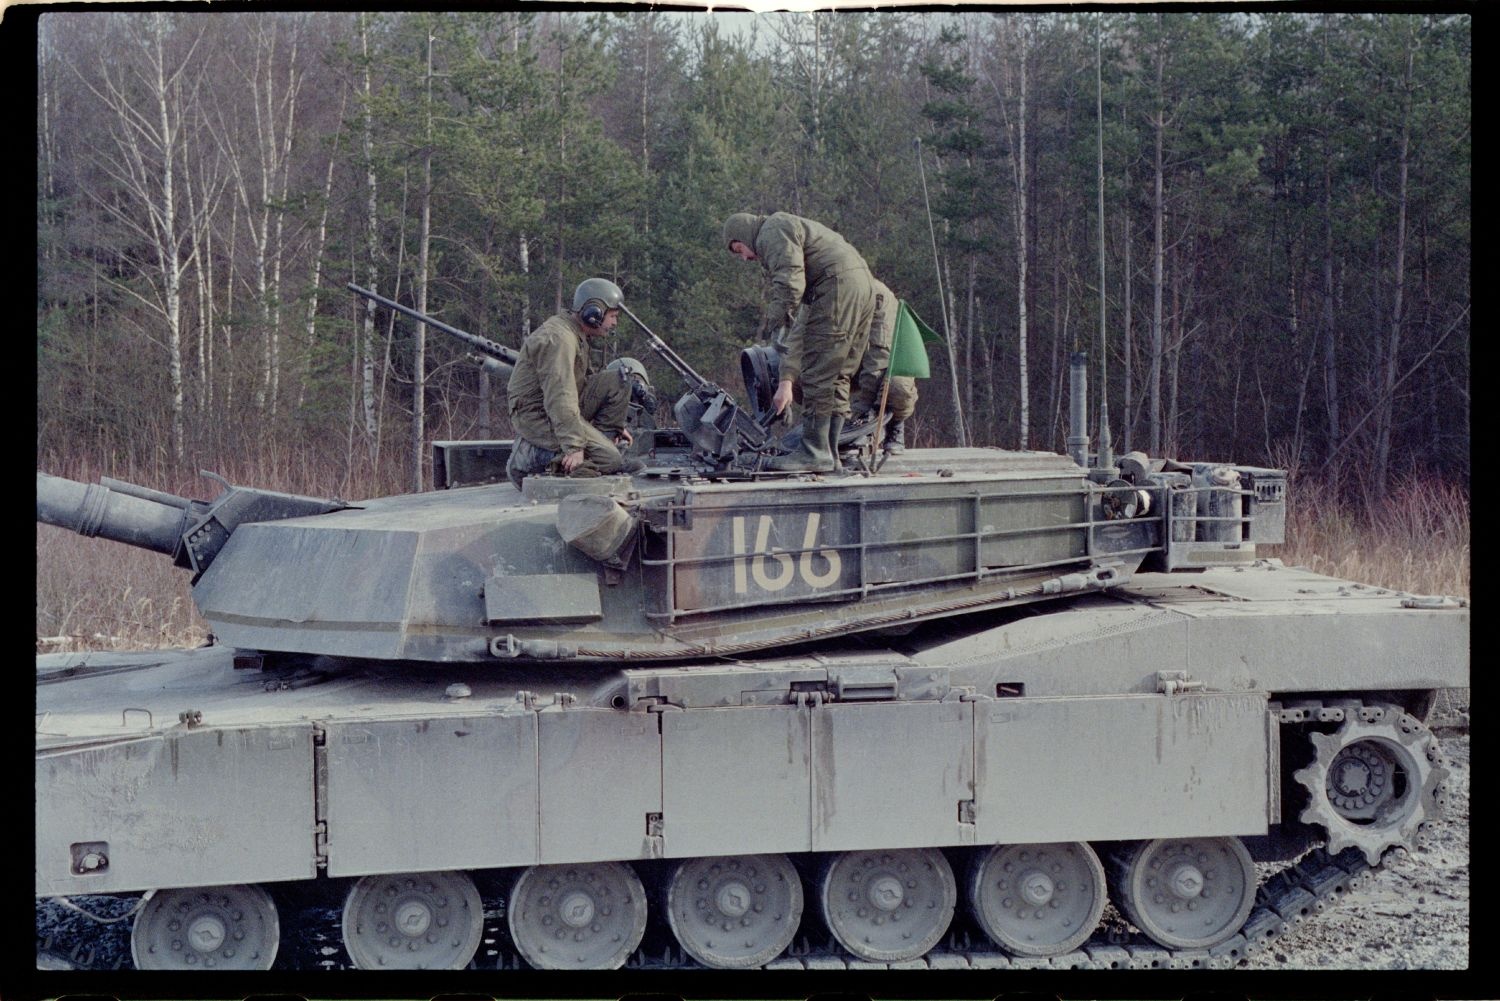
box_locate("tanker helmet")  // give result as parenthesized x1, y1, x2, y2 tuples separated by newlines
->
(607, 356, 657, 412)
(605, 356, 651, 386)
(573, 278, 625, 329)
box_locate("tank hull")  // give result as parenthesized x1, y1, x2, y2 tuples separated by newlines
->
(37, 561, 1467, 969)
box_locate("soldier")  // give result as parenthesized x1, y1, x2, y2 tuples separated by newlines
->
(723, 211, 876, 472)
(849, 277, 918, 454)
(505, 278, 646, 488)
(776, 278, 919, 465)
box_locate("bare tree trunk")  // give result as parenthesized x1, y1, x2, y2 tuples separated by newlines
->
(964, 256, 976, 437)
(360, 14, 380, 447)
(1094, 13, 1110, 462)
(1122, 170, 1133, 452)
(942, 256, 967, 446)
(989, 16, 1029, 448)
(202, 188, 215, 424)
(1017, 46, 1029, 450)
(1319, 15, 1341, 461)
(155, 19, 186, 464)
(224, 198, 238, 422)
(1321, 160, 1339, 460)
(269, 19, 303, 418)
(347, 260, 361, 483)
(183, 162, 209, 428)
(297, 91, 344, 413)
(1372, 29, 1415, 501)
(1149, 16, 1166, 455)
(519, 235, 531, 337)
(554, 19, 567, 314)
(1420, 218, 1438, 458)
(1048, 254, 1065, 443)
(638, 13, 652, 231)
(39, 25, 58, 260)
(413, 26, 435, 493)
(374, 168, 412, 478)
(1166, 239, 1181, 453)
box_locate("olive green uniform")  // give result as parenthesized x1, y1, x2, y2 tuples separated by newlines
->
(723, 212, 876, 418)
(850, 279, 918, 421)
(506, 312, 631, 482)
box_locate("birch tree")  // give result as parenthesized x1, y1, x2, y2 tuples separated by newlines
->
(66, 12, 212, 463)
(989, 15, 1030, 448)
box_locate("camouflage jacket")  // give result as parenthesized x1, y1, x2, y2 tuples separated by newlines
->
(506, 312, 596, 454)
(723, 212, 872, 335)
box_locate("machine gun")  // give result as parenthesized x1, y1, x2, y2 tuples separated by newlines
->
(348, 283, 659, 418)
(348, 283, 521, 383)
(617, 304, 772, 466)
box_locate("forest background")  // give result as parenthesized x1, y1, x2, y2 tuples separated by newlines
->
(35, 10, 1469, 648)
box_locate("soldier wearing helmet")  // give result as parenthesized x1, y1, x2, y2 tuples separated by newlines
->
(723, 212, 876, 473)
(505, 278, 646, 487)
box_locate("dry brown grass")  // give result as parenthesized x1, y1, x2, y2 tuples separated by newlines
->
(1272, 474, 1470, 599)
(37, 524, 209, 653)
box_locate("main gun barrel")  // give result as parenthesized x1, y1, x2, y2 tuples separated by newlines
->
(38, 472, 190, 556)
(38, 472, 351, 578)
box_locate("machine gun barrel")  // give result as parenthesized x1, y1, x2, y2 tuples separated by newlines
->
(347, 283, 519, 372)
(619, 304, 710, 388)
(618, 305, 769, 460)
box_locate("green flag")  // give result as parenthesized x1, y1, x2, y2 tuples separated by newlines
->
(888, 300, 943, 379)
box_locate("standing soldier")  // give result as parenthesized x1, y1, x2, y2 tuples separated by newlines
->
(505, 278, 645, 488)
(849, 277, 918, 454)
(722, 211, 877, 472)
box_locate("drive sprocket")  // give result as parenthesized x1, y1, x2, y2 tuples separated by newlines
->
(1293, 704, 1448, 865)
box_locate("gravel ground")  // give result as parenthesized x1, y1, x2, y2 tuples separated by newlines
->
(38, 733, 1470, 973)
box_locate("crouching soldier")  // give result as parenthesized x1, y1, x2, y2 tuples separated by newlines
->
(849, 277, 918, 453)
(506, 278, 647, 488)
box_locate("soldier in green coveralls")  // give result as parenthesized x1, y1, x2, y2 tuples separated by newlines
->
(722, 212, 877, 472)
(785, 276, 920, 458)
(849, 277, 918, 454)
(505, 278, 646, 488)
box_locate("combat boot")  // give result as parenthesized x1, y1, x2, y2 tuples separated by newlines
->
(769, 414, 832, 472)
(828, 414, 850, 473)
(884, 417, 907, 454)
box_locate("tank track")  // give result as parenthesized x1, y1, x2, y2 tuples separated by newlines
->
(27, 843, 1386, 972)
(37, 700, 1448, 971)
(736, 843, 1381, 971)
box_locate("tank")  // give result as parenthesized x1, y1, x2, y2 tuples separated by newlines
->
(34, 358, 1468, 973)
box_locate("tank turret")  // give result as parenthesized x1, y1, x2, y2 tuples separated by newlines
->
(37, 435, 1285, 667)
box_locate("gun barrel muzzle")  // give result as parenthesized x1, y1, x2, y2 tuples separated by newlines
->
(37, 472, 187, 557)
